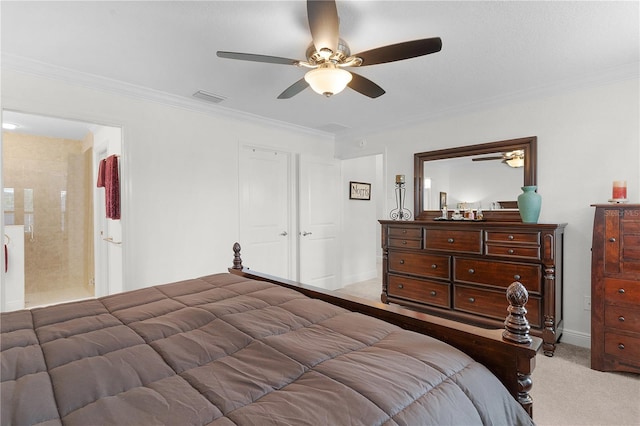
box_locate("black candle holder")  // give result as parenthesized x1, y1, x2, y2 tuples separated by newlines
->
(390, 181, 412, 220)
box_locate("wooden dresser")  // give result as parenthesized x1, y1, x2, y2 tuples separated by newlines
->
(590, 204, 640, 373)
(380, 220, 566, 356)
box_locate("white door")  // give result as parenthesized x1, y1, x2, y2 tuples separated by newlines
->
(93, 126, 123, 297)
(299, 155, 341, 290)
(239, 146, 291, 278)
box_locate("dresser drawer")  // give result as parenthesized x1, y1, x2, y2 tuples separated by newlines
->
(388, 274, 450, 308)
(605, 304, 640, 333)
(425, 229, 482, 254)
(454, 258, 542, 293)
(389, 238, 422, 249)
(485, 231, 540, 244)
(454, 285, 541, 327)
(604, 278, 640, 305)
(485, 244, 540, 260)
(388, 251, 450, 279)
(388, 227, 422, 239)
(604, 331, 640, 364)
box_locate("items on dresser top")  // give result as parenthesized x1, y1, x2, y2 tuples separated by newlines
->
(380, 220, 565, 356)
(591, 204, 640, 374)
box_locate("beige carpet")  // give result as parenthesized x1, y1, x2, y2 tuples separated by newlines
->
(338, 280, 640, 426)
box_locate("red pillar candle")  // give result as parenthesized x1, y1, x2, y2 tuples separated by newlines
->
(612, 180, 627, 200)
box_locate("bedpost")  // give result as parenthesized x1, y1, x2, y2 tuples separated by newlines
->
(232, 242, 243, 270)
(503, 281, 535, 417)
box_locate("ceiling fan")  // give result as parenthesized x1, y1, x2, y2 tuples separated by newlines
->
(216, 0, 442, 99)
(472, 150, 525, 168)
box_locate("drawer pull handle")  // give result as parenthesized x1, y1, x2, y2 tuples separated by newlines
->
(468, 268, 475, 274)
(514, 274, 521, 280)
(399, 260, 405, 264)
(508, 249, 515, 254)
(508, 235, 514, 240)
(431, 264, 437, 269)
(430, 290, 437, 296)
(609, 237, 616, 243)
(402, 240, 407, 245)
(468, 297, 475, 303)
(618, 343, 625, 350)
(618, 288, 625, 294)
(397, 284, 404, 289)
(447, 238, 454, 243)
(618, 316, 625, 322)
(402, 230, 407, 234)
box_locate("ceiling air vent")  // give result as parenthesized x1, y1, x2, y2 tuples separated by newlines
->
(192, 90, 226, 104)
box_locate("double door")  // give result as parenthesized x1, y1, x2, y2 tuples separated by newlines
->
(239, 147, 341, 290)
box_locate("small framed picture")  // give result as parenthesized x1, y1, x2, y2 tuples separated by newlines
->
(349, 181, 371, 200)
(439, 192, 447, 209)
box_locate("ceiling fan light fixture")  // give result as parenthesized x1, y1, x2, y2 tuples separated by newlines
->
(304, 63, 352, 97)
(506, 157, 524, 168)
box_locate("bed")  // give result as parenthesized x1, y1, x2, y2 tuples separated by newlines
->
(1, 243, 540, 425)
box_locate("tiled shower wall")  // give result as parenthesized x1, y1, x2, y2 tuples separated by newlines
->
(3, 132, 94, 305)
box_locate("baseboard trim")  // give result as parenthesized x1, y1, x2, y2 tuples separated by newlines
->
(560, 328, 591, 349)
(342, 269, 378, 287)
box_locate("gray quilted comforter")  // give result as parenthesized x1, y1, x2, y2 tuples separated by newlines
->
(1, 273, 533, 425)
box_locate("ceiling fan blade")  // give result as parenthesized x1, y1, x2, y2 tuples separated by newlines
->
(348, 72, 385, 98)
(355, 37, 442, 66)
(217, 51, 299, 66)
(307, 0, 339, 53)
(472, 156, 504, 161)
(277, 78, 309, 99)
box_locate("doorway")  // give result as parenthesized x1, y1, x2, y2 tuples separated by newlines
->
(1, 111, 121, 309)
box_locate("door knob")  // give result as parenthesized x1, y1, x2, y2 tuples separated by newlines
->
(302, 231, 312, 236)
(280, 231, 288, 236)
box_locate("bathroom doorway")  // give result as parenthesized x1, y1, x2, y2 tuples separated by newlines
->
(2, 111, 121, 309)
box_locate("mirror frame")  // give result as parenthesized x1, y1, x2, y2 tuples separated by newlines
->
(414, 136, 537, 221)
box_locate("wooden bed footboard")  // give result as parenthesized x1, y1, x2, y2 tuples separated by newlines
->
(229, 243, 542, 418)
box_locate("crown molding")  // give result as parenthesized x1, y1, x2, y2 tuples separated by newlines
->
(1, 53, 335, 141)
(336, 61, 640, 143)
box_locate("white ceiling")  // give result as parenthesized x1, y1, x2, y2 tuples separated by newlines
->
(1, 1, 638, 139)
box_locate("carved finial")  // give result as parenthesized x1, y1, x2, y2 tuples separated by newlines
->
(232, 242, 243, 270)
(503, 281, 532, 344)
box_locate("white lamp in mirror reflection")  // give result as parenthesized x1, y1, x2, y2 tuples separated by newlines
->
(506, 157, 524, 168)
(304, 63, 352, 97)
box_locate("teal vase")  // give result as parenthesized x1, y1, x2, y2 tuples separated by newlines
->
(517, 186, 541, 223)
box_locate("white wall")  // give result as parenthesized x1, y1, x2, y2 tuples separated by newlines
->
(336, 77, 640, 347)
(341, 155, 380, 285)
(1, 70, 334, 290)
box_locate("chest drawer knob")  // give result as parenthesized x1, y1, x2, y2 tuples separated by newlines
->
(514, 274, 521, 280)
(431, 264, 437, 269)
(399, 260, 405, 264)
(618, 316, 625, 322)
(508, 235, 515, 240)
(402, 240, 408, 245)
(397, 284, 404, 289)
(468, 268, 475, 274)
(430, 290, 437, 296)
(618, 343, 625, 350)
(609, 237, 616, 242)
(508, 249, 515, 254)
(468, 297, 476, 303)
(618, 288, 625, 294)
(447, 238, 454, 243)
(402, 230, 407, 234)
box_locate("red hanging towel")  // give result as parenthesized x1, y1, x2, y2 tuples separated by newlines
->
(96, 158, 106, 187)
(104, 155, 120, 220)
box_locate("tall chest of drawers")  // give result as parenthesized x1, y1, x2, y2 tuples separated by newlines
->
(380, 220, 566, 356)
(591, 204, 640, 373)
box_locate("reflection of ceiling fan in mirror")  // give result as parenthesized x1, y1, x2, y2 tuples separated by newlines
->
(472, 150, 525, 168)
(216, 0, 442, 99)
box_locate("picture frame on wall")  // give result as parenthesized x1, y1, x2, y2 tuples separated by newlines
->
(439, 191, 447, 209)
(349, 181, 371, 200)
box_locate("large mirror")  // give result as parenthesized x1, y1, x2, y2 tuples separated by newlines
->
(414, 136, 537, 221)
